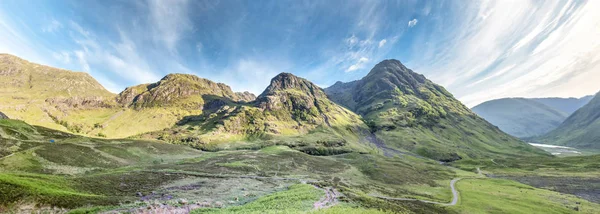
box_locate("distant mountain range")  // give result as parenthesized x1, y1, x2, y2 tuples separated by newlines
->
(472, 96, 593, 138)
(0, 54, 547, 161)
(535, 92, 600, 149)
(532, 96, 594, 115)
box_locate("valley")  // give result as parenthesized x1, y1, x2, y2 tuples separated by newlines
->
(1, 54, 599, 213)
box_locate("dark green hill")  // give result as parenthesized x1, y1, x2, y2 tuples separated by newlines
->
(325, 59, 547, 161)
(536, 92, 600, 149)
(532, 96, 593, 115)
(472, 98, 568, 138)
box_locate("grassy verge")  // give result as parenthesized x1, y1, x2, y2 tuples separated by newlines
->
(451, 178, 600, 214)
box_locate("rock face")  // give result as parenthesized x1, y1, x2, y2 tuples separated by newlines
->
(117, 74, 255, 109)
(0, 111, 8, 119)
(325, 59, 546, 161)
(472, 98, 569, 138)
(536, 91, 600, 149)
(256, 73, 329, 112)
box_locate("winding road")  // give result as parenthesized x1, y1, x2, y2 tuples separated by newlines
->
(372, 178, 462, 206)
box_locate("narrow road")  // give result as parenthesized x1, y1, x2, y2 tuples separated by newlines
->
(372, 178, 462, 206)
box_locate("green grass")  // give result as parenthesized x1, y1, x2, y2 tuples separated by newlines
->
(311, 205, 391, 214)
(452, 178, 600, 214)
(0, 173, 106, 208)
(452, 155, 600, 177)
(192, 184, 322, 214)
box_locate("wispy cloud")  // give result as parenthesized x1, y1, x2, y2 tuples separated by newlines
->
(346, 57, 369, 72)
(42, 18, 62, 33)
(148, 0, 192, 53)
(411, 1, 600, 107)
(218, 59, 286, 95)
(408, 19, 418, 27)
(378, 39, 387, 48)
(52, 51, 71, 64)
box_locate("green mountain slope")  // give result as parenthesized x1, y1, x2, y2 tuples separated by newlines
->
(0, 54, 255, 138)
(532, 95, 593, 115)
(117, 73, 255, 109)
(325, 59, 547, 161)
(536, 92, 600, 149)
(472, 98, 568, 138)
(140, 73, 372, 153)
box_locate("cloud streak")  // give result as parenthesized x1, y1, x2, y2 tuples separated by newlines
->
(411, 0, 600, 107)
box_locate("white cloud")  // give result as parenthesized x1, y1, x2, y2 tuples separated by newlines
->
(218, 59, 285, 95)
(74, 50, 90, 71)
(42, 18, 62, 33)
(412, 1, 600, 107)
(378, 39, 387, 48)
(52, 51, 71, 64)
(346, 57, 369, 72)
(408, 19, 418, 27)
(68, 22, 162, 91)
(196, 42, 203, 53)
(148, 0, 192, 53)
(345, 34, 359, 46)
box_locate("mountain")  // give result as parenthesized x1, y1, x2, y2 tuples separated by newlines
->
(117, 73, 255, 109)
(0, 54, 257, 139)
(472, 98, 569, 138)
(0, 112, 7, 119)
(325, 59, 546, 161)
(532, 95, 594, 115)
(536, 92, 600, 149)
(140, 72, 372, 154)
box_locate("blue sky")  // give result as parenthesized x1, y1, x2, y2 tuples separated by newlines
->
(1, 0, 599, 107)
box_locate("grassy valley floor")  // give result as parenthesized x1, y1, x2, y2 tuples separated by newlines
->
(2, 120, 600, 213)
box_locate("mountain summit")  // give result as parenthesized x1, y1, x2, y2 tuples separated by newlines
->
(326, 59, 545, 161)
(117, 73, 255, 109)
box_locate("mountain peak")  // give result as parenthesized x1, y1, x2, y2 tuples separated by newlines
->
(259, 72, 324, 98)
(117, 73, 253, 108)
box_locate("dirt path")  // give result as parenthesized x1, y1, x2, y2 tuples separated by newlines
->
(313, 186, 339, 209)
(372, 178, 462, 206)
(0, 152, 15, 160)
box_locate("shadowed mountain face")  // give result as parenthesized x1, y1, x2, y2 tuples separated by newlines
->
(532, 96, 594, 115)
(536, 92, 600, 149)
(472, 98, 569, 138)
(325, 60, 546, 161)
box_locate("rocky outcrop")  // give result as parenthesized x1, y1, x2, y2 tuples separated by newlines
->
(45, 96, 115, 110)
(0, 111, 8, 119)
(117, 74, 253, 109)
(235, 91, 256, 102)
